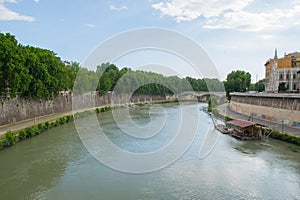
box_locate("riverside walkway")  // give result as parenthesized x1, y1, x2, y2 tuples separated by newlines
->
(0, 105, 104, 136)
(0, 111, 76, 136)
(217, 103, 300, 137)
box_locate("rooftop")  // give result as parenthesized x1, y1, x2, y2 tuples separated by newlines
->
(227, 119, 256, 128)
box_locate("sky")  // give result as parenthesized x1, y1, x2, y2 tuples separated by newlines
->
(1, 0, 300, 81)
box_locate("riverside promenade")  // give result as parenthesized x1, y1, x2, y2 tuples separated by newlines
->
(0, 111, 75, 136)
(0, 105, 104, 136)
(217, 103, 300, 137)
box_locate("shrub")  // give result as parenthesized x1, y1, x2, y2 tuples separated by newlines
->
(54, 119, 60, 126)
(25, 127, 33, 137)
(18, 130, 27, 140)
(66, 115, 73, 122)
(30, 126, 40, 135)
(45, 122, 50, 129)
(2, 131, 17, 146)
(269, 129, 300, 146)
(58, 117, 65, 124)
(37, 123, 44, 131)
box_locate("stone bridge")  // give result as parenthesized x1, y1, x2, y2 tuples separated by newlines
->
(168, 91, 227, 102)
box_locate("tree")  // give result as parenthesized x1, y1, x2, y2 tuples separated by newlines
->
(0, 33, 25, 97)
(256, 79, 265, 92)
(0, 32, 85, 99)
(225, 70, 251, 100)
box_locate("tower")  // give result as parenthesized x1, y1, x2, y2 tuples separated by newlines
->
(271, 48, 278, 92)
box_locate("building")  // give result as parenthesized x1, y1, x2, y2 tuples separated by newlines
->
(298, 70, 300, 91)
(265, 49, 300, 93)
(226, 119, 263, 140)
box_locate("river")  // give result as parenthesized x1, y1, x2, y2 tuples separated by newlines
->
(0, 103, 299, 200)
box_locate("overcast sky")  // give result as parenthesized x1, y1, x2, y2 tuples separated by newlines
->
(1, 0, 300, 81)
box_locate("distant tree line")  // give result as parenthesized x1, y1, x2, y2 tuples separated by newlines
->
(0, 32, 264, 101)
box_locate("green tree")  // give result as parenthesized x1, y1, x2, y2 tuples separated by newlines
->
(256, 79, 265, 92)
(0, 33, 26, 97)
(225, 70, 251, 100)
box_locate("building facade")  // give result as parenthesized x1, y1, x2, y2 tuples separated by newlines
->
(265, 49, 300, 93)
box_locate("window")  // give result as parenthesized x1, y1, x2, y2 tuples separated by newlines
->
(279, 73, 283, 80)
(286, 74, 290, 80)
(293, 84, 297, 90)
(293, 73, 296, 79)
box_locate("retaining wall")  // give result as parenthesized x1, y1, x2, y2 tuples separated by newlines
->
(0, 92, 165, 126)
(230, 93, 300, 127)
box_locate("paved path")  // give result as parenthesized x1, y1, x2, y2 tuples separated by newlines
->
(0, 106, 102, 136)
(217, 103, 300, 137)
(0, 111, 76, 136)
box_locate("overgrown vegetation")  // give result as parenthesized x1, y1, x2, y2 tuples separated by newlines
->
(207, 97, 218, 112)
(268, 129, 300, 146)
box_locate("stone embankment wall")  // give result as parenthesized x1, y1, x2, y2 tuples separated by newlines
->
(230, 93, 300, 127)
(0, 92, 166, 126)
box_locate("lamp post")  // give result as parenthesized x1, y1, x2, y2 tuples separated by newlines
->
(281, 120, 284, 133)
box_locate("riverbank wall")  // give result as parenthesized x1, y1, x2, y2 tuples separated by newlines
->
(0, 92, 166, 126)
(230, 93, 300, 128)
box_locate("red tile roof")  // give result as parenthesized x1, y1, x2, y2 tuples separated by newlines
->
(227, 119, 256, 128)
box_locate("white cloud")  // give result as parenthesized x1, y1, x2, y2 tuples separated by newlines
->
(152, 0, 253, 22)
(203, 10, 284, 32)
(261, 34, 274, 40)
(152, 0, 300, 32)
(0, 0, 17, 3)
(0, 0, 35, 21)
(109, 2, 128, 11)
(85, 23, 96, 28)
(33, 0, 40, 3)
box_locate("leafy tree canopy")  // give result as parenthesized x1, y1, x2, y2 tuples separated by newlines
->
(225, 70, 251, 100)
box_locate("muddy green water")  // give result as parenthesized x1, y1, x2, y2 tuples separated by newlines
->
(0, 103, 299, 200)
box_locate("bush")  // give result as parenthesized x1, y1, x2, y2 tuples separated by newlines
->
(2, 131, 17, 146)
(45, 121, 50, 129)
(54, 119, 60, 126)
(29, 126, 40, 135)
(37, 123, 44, 131)
(269, 129, 300, 146)
(207, 107, 213, 112)
(58, 117, 66, 124)
(66, 115, 73, 122)
(25, 127, 33, 137)
(18, 130, 27, 140)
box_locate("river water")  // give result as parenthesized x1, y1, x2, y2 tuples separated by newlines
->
(0, 103, 299, 200)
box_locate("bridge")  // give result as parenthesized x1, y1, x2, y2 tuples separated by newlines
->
(174, 91, 227, 102)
